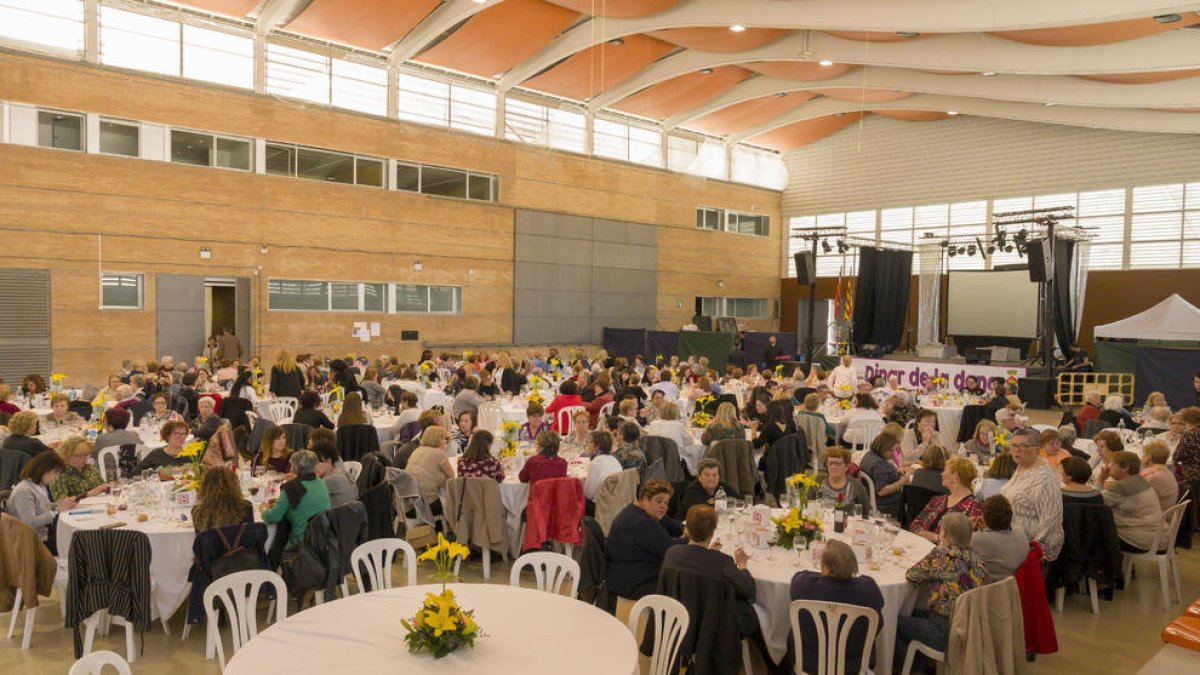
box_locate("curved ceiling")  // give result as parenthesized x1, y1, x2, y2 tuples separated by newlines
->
(152, 0, 1200, 151)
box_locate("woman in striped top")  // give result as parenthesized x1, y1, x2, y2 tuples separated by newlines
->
(1000, 428, 1064, 562)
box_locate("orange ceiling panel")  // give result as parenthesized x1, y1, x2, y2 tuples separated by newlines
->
(811, 88, 913, 102)
(611, 66, 753, 119)
(745, 113, 864, 151)
(1078, 68, 1200, 84)
(284, 0, 440, 51)
(874, 110, 951, 121)
(170, 0, 258, 18)
(648, 27, 789, 52)
(545, 0, 680, 18)
(823, 31, 927, 42)
(744, 61, 857, 81)
(415, 0, 579, 78)
(687, 93, 818, 135)
(992, 17, 1186, 46)
(522, 34, 676, 100)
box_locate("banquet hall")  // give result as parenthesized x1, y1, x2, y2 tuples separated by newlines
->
(2, 1, 1200, 674)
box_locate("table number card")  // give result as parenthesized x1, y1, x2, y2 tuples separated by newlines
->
(175, 490, 196, 507)
(751, 504, 772, 527)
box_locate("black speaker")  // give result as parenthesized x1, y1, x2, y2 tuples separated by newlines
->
(693, 315, 713, 331)
(965, 348, 991, 365)
(1020, 376, 1055, 409)
(1026, 239, 1052, 282)
(695, 297, 704, 315)
(794, 251, 815, 285)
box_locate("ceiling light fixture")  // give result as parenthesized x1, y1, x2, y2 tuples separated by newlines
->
(1153, 13, 1181, 23)
(698, 68, 714, 75)
(606, 37, 624, 46)
(1044, 102, 1058, 107)
(947, 110, 960, 116)
(896, 31, 920, 38)
(729, 24, 746, 33)
(471, 0, 488, 4)
(774, 92, 787, 97)
(818, 59, 834, 67)
(981, 71, 998, 77)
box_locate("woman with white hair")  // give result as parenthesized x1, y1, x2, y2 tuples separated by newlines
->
(994, 406, 1027, 434)
(1099, 395, 1138, 429)
(790, 539, 884, 674)
(1139, 406, 1172, 432)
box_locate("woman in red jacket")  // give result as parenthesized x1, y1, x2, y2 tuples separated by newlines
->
(544, 380, 583, 431)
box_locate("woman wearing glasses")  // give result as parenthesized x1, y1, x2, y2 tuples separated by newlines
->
(999, 428, 1064, 562)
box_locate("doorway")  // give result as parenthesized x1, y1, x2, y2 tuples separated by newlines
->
(207, 284, 236, 339)
(157, 276, 251, 366)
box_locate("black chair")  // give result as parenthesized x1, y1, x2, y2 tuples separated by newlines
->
(902, 485, 940, 528)
(169, 394, 190, 419)
(763, 433, 808, 504)
(957, 404, 996, 443)
(1045, 502, 1121, 605)
(220, 397, 254, 433)
(667, 480, 691, 520)
(282, 423, 312, 450)
(1, 448, 28, 491)
(337, 424, 381, 462)
(246, 418, 276, 458)
(128, 399, 153, 427)
(641, 436, 686, 482)
(578, 517, 614, 613)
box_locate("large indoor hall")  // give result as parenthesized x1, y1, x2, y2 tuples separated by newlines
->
(1, 1, 1199, 674)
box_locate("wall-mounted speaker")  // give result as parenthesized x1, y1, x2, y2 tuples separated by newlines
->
(794, 251, 815, 286)
(1026, 239, 1052, 283)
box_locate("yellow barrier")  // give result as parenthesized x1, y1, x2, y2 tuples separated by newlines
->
(1055, 372, 1136, 407)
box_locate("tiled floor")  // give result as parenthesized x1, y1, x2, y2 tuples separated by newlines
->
(4, 408, 1198, 674)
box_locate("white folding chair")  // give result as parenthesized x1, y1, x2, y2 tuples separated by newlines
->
(628, 595, 689, 675)
(477, 401, 503, 432)
(845, 420, 882, 453)
(858, 472, 877, 514)
(96, 446, 120, 482)
(350, 538, 417, 592)
(557, 406, 587, 436)
(789, 599, 880, 675)
(268, 398, 297, 423)
(69, 650, 132, 675)
(1054, 575, 1101, 615)
(342, 461, 363, 484)
(509, 551, 580, 598)
(203, 570, 288, 670)
(1122, 500, 1190, 611)
(5, 588, 36, 651)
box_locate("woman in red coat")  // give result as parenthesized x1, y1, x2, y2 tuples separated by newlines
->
(543, 380, 583, 432)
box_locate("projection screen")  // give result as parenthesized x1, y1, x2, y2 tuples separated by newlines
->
(947, 270, 1039, 338)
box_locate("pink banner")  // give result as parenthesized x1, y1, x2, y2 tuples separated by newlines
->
(854, 358, 1026, 390)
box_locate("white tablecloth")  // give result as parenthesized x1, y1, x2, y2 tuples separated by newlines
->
(225, 583, 638, 675)
(728, 516, 933, 674)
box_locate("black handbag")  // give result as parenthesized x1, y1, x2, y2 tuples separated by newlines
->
(279, 541, 324, 600)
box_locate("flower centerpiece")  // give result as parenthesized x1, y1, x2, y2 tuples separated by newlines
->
(328, 384, 345, 417)
(49, 372, 67, 394)
(771, 507, 823, 551)
(836, 382, 852, 399)
(691, 410, 711, 428)
(837, 398, 852, 411)
(774, 364, 786, 381)
(785, 471, 819, 510)
(993, 429, 1009, 452)
(498, 421, 519, 459)
(177, 439, 207, 480)
(401, 533, 479, 659)
(526, 389, 544, 407)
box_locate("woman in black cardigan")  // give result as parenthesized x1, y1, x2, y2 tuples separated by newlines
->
(269, 349, 306, 399)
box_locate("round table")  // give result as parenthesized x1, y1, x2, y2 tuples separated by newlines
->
(225, 583, 638, 675)
(718, 513, 934, 675)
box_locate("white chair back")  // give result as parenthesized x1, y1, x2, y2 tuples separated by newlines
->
(599, 400, 615, 420)
(477, 401, 503, 432)
(858, 472, 877, 514)
(350, 538, 417, 592)
(203, 570, 288, 670)
(268, 399, 297, 423)
(789, 599, 880, 675)
(628, 595, 689, 675)
(343, 461, 363, 484)
(509, 551, 580, 598)
(557, 406, 587, 437)
(846, 419, 883, 452)
(97, 447, 120, 482)
(69, 650, 132, 675)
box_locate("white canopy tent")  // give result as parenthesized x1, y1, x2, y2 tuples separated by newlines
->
(1093, 294, 1200, 341)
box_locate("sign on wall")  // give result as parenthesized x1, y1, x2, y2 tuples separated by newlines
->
(853, 358, 1026, 389)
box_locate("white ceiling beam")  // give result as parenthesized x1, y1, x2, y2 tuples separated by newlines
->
(500, 0, 1198, 89)
(728, 94, 1200, 143)
(388, 0, 493, 66)
(253, 0, 306, 34)
(591, 31, 1200, 110)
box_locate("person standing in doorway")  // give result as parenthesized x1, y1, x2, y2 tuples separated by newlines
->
(762, 335, 780, 370)
(216, 326, 242, 362)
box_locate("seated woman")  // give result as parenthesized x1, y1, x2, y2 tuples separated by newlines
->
(859, 432, 911, 520)
(1140, 441, 1179, 511)
(143, 392, 180, 428)
(292, 390, 335, 430)
(192, 465, 254, 532)
(519, 431, 568, 485)
(677, 458, 737, 516)
(92, 407, 140, 457)
(605, 480, 685, 599)
(519, 403, 551, 442)
(909, 457, 982, 542)
(615, 422, 648, 472)
(794, 393, 834, 442)
(407, 427, 456, 518)
(661, 504, 758, 639)
(311, 440, 358, 507)
(543, 381, 583, 432)
(458, 430, 504, 483)
(1141, 391, 1168, 412)
(751, 401, 793, 456)
(20, 374, 47, 401)
(841, 394, 884, 446)
(895, 513, 987, 669)
(137, 420, 195, 472)
(900, 409, 944, 464)
(252, 425, 292, 475)
(1102, 450, 1163, 553)
(702, 402, 746, 445)
(645, 402, 689, 454)
(584, 432, 622, 510)
(261, 450, 331, 546)
(50, 436, 109, 501)
(961, 375, 986, 397)
(358, 367, 386, 410)
(1, 411, 51, 457)
(5, 451, 75, 553)
(336, 392, 369, 428)
(971, 495, 1030, 581)
(810, 447, 871, 513)
(42, 393, 84, 429)
(975, 453, 1016, 500)
(1060, 457, 1104, 505)
(1140, 406, 1172, 432)
(1098, 395, 1137, 430)
(909, 445, 951, 495)
(790, 539, 884, 674)
(584, 379, 613, 430)
(451, 410, 475, 456)
(961, 420, 998, 463)
(1090, 429, 1124, 488)
(883, 391, 917, 429)
(994, 406, 1027, 435)
(477, 369, 501, 399)
(1038, 428, 1073, 472)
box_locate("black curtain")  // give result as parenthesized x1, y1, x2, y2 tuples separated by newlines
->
(647, 331, 680, 360)
(602, 327, 646, 360)
(1052, 240, 1076, 351)
(850, 247, 913, 351)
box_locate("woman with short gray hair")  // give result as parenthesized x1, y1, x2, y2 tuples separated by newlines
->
(261, 449, 331, 546)
(789, 539, 884, 674)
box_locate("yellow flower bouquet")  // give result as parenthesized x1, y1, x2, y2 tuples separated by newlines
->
(498, 420, 519, 458)
(178, 439, 207, 478)
(993, 429, 1009, 450)
(691, 411, 711, 428)
(785, 471, 819, 509)
(837, 398, 852, 410)
(527, 390, 544, 407)
(401, 533, 479, 658)
(771, 507, 823, 550)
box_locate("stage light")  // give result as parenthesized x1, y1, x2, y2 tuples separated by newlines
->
(957, 246, 967, 256)
(967, 244, 977, 256)
(948, 247, 957, 257)
(821, 240, 832, 253)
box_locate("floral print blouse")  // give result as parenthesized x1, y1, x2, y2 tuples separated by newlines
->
(906, 544, 988, 618)
(908, 494, 983, 536)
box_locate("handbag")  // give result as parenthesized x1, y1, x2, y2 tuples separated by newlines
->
(209, 524, 260, 581)
(278, 540, 325, 599)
